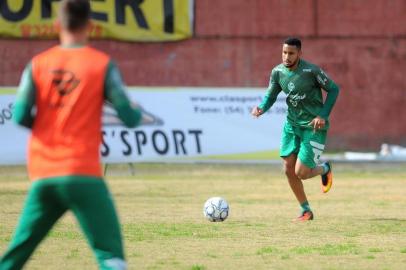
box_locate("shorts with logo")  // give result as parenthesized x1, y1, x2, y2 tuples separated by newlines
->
(280, 121, 328, 168)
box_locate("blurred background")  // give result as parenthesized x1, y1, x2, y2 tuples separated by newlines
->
(0, 0, 405, 153)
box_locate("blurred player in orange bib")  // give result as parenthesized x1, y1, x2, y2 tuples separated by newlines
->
(0, 1, 141, 269)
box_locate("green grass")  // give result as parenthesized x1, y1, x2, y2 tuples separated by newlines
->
(198, 150, 281, 160)
(1, 163, 406, 269)
(0, 88, 17, 94)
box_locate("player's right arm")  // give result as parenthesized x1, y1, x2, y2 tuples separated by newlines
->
(13, 63, 36, 129)
(104, 61, 142, 128)
(313, 67, 340, 120)
(252, 69, 282, 117)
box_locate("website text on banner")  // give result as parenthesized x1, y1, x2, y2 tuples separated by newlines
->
(0, 0, 194, 41)
(0, 87, 287, 165)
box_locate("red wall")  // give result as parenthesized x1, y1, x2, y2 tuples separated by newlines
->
(1, 0, 406, 150)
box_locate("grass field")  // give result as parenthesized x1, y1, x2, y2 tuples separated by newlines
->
(1, 163, 406, 270)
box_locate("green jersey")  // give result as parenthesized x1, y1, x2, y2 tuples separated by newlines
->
(259, 59, 339, 129)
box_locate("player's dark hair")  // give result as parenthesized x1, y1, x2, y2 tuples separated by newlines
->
(284, 37, 302, 50)
(59, 0, 91, 32)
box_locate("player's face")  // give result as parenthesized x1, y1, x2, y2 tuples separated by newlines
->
(282, 44, 301, 69)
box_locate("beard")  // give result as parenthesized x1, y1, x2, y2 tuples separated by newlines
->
(283, 58, 299, 68)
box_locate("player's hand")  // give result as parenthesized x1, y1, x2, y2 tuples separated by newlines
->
(251, 106, 263, 118)
(309, 116, 326, 131)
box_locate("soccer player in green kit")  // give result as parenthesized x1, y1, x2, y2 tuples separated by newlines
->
(252, 37, 340, 221)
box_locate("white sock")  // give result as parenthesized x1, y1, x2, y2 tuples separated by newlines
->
(322, 163, 330, 174)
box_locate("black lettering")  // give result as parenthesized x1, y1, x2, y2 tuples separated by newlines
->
(172, 130, 186, 154)
(0, 116, 4, 125)
(115, 0, 148, 28)
(120, 130, 131, 156)
(90, 0, 108, 22)
(152, 130, 169, 155)
(189, 130, 203, 153)
(163, 0, 173, 33)
(135, 130, 147, 155)
(1, 0, 33, 22)
(101, 131, 109, 156)
(41, 0, 60, 19)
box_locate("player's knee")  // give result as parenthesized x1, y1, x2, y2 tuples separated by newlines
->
(283, 162, 295, 177)
(295, 168, 310, 180)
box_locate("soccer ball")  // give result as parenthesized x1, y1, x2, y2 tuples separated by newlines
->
(203, 197, 229, 222)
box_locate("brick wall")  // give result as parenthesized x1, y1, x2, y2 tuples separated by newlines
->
(1, 0, 405, 150)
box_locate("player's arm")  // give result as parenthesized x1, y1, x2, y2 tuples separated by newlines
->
(12, 62, 36, 129)
(314, 67, 340, 119)
(104, 61, 142, 128)
(252, 69, 282, 117)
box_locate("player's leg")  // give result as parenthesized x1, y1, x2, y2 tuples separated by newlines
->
(295, 128, 333, 192)
(295, 159, 324, 180)
(282, 154, 307, 204)
(64, 176, 127, 270)
(280, 122, 313, 220)
(0, 180, 66, 270)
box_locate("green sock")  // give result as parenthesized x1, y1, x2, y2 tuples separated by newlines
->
(300, 201, 311, 215)
(322, 163, 330, 174)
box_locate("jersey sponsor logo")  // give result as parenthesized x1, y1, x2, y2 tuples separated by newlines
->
(302, 68, 312, 72)
(287, 81, 307, 107)
(288, 81, 295, 91)
(51, 69, 80, 96)
(288, 93, 306, 107)
(49, 69, 80, 108)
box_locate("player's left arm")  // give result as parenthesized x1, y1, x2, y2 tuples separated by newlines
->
(314, 67, 340, 119)
(104, 61, 142, 128)
(12, 62, 36, 129)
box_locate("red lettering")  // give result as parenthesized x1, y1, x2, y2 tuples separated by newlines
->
(20, 24, 32, 37)
(90, 24, 104, 38)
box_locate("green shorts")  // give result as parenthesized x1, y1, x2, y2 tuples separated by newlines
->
(280, 121, 328, 168)
(0, 176, 126, 270)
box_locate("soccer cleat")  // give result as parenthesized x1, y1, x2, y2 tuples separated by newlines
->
(295, 211, 314, 222)
(321, 161, 333, 193)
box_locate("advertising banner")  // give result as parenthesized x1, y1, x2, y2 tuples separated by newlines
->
(0, 87, 287, 164)
(0, 0, 194, 41)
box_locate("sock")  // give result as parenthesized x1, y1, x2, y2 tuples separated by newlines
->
(322, 163, 330, 174)
(300, 201, 311, 215)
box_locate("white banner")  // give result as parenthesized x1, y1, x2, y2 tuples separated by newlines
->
(0, 87, 288, 164)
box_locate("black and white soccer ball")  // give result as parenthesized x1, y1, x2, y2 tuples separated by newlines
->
(203, 197, 229, 222)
